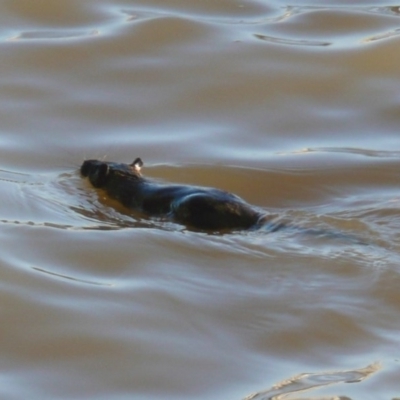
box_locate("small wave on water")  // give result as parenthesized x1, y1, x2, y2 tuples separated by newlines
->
(31, 266, 114, 287)
(244, 362, 380, 400)
(6, 29, 100, 41)
(278, 147, 400, 159)
(7, 3, 400, 49)
(251, 5, 400, 48)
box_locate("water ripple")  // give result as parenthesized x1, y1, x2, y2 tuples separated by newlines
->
(244, 362, 380, 400)
(7, 29, 100, 42)
(252, 5, 400, 48)
(363, 27, 400, 43)
(254, 33, 331, 47)
(32, 266, 114, 287)
(282, 147, 400, 159)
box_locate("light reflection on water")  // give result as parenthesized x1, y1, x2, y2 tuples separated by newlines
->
(0, 1, 400, 399)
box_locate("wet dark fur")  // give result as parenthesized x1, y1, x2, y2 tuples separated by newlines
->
(81, 158, 265, 231)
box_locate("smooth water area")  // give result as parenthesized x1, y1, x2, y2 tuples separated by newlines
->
(0, 1, 400, 399)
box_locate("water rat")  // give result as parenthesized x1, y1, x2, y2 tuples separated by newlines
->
(81, 158, 266, 231)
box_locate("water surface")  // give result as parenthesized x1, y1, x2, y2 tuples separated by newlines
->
(1, 1, 400, 399)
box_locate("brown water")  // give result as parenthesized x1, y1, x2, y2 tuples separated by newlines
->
(1, 1, 400, 399)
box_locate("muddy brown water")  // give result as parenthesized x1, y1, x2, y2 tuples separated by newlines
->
(0, 1, 400, 399)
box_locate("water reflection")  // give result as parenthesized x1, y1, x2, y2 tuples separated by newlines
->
(7, 29, 100, 41)
(244, 363, 380, 400)
(32, 266, 114, 287)
(254, 33, 331, 47)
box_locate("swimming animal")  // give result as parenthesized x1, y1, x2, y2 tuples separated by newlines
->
(80, 158, 267, 231)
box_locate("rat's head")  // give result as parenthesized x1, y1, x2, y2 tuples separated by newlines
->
(80, 158, 143, 188)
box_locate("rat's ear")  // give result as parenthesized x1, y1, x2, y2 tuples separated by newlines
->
(131, 158, 143, 172)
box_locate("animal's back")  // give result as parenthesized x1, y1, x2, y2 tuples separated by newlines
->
(81, 158, 263, 231)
